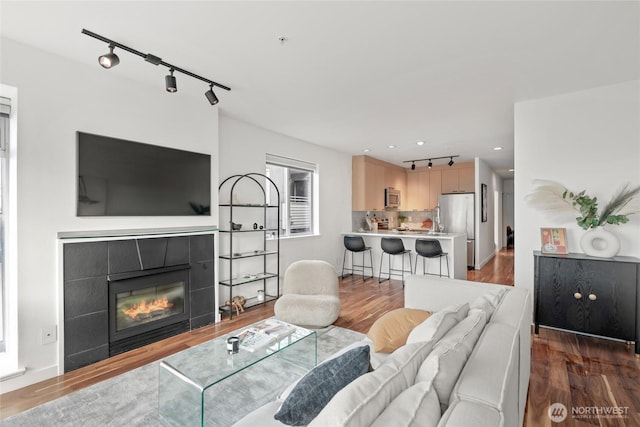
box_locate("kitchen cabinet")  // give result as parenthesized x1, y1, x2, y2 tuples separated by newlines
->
(385, 167, 407, 209)
(352, 155, 405, 211)
(365, 162, 385, 210)
(441, 167, 475, 193)
(406, 170, 430, 210)
(428, 170, 441, 209)
(534, 251, 639, 354)
(458, 167, 475, 192)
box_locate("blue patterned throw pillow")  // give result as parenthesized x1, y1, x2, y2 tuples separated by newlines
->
(274, 345, 371, 425)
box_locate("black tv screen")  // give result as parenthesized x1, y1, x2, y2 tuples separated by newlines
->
(77, 132, 211, 216)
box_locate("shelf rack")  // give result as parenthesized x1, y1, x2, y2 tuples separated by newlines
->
(218, 173, 280, 319)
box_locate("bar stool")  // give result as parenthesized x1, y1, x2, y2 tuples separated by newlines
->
(379, 237, 413, 284)
(341, 236, 374, 280)
(414, 239, 449, 277)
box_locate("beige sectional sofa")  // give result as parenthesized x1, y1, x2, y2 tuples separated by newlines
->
(235, 275, 532, 427)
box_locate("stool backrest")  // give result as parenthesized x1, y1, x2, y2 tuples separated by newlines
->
(344, 235, 366, 252)
(381, 237, 406, 255)
(415, 239, 443, 257)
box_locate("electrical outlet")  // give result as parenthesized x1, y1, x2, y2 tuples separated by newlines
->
(42, 326, 57, 345)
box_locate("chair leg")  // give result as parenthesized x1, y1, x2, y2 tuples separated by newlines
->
(378, 252, 385, 283)
(368, 249, 374, 279)
(341, 248, 348, 278)
(351, 252, 356, 277)
(445, 254, 450, 278)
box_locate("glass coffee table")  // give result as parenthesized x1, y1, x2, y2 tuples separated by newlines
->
(158, 319, 317, 426)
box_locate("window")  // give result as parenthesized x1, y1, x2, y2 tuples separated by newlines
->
(266, 154, 317, 237)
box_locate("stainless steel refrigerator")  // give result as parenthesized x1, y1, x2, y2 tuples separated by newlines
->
(438, 193, 475, 269)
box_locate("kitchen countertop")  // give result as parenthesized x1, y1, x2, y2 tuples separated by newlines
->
(344, 230, 465, 239)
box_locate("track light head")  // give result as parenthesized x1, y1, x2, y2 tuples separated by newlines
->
(165, 69, 177, 93)
(205, 85, 218, 105)
(448, 157, 454, 167)
(98, 44, 119, 68)
(428, 160, 433, 169)
(411, 162, 416, 170)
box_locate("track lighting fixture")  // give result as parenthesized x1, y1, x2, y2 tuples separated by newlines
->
(165, 69, 177, 93)
(205, 85, 219, 105)
(98, 44, 119, 69)
(83, 29, 230, 105)
(403, 155, 459, 169)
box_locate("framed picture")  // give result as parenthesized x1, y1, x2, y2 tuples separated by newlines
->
(481, 183, 488, 223)
(540, 228, 568, 254)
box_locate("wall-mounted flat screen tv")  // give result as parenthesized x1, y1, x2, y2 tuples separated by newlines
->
(77, 132, 211, 216)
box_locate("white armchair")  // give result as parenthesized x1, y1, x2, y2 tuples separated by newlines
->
(274, 260, 341, 328)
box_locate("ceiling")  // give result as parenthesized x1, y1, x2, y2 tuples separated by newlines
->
(2, 1, 639, 176)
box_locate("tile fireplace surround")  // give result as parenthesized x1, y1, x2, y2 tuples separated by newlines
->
(59, 227, 217, 372)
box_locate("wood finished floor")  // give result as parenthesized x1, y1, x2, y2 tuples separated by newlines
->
(1, 248, 639, 426)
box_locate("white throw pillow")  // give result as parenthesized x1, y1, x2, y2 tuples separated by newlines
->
(406, 303, 469, 345)
(415, 310, 487, 413)
(468, 289, 508, 320)
(309, 341, 433, 427)
(370, 381, 441, 427)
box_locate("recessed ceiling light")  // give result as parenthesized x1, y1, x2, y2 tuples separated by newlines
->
(363, 148, 371, 153)
(388, 145, 396, 149)
(493, 146, 503, 151)
(417, 141, 425, 146)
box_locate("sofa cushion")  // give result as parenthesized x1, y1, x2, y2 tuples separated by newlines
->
(406, 303, 469, 345)
(367, 308, 432, 353)
(415, 310, 487, 413)
(437, 399, 502, 427)
(370, 381, 441, 427)
(309, 341, 434, 427)
(448, 323, 520, 427)
(489, 286, 531, 425)
(274, 345, 371, 425)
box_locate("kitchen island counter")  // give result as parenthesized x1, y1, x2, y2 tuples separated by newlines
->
(343, 231, 467, 279)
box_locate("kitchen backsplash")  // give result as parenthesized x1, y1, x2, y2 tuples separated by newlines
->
(352, 210, 434, 232)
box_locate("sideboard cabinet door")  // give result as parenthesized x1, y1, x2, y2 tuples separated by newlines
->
(534, 252, 639, 353)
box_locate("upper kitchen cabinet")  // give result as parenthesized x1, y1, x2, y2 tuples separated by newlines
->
(428, 170, 441, 209)
(352, 155, 406, 211)
(406, 169, 430, 210)
(440, 163, 475, 193)
(384, 166, 407, 207)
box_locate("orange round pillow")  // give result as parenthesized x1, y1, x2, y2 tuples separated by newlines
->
(367, 308, 432, 353)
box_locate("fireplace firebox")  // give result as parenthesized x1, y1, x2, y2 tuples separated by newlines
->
(108, 265, 191, 355)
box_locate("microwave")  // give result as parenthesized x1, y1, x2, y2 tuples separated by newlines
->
(384, 188, 401, 208)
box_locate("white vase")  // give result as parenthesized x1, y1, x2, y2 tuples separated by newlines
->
(580, 227, 620, 258)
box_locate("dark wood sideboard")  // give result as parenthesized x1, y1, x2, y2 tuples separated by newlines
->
(534, 251, 640, 355)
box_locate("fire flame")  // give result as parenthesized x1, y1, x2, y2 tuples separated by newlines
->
(122, 296, 174, 320)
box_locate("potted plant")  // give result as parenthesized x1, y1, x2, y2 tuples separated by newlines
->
(527, 181, 640, 257)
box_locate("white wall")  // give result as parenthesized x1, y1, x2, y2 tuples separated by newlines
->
(1, 38, 219, 392)
(502, 179, 514, 248)
(514, 80, 640, 296)
(475, 158, 501, 268)
(218, 116, 352, 275)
